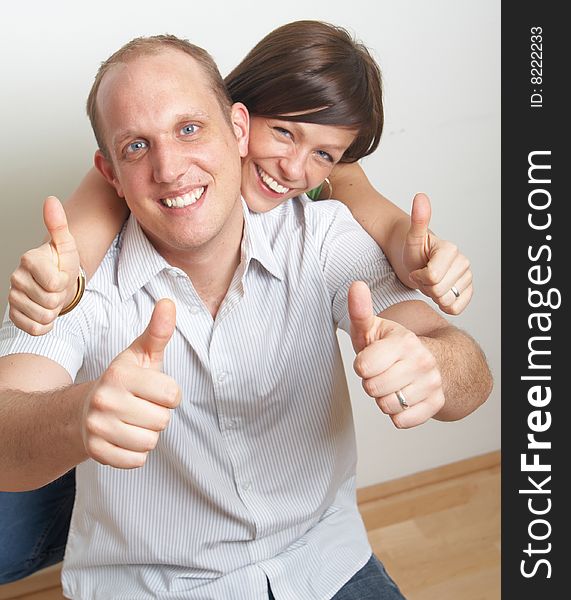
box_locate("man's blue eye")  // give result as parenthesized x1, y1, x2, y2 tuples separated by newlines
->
(181, 124, 199, 135)
(127, 141, 147, 154)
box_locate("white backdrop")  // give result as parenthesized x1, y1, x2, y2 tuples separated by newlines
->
(0, 0, 500, 488)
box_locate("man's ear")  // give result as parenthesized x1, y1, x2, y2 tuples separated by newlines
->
(230, 102, 250, 158)
(94, 150, 125, 198)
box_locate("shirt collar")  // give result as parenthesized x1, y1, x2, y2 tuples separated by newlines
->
(240, 198, 284, 282)
(116, 199, 284, 301)
(117, 216, 171, 301)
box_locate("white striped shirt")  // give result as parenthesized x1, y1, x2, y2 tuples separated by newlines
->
(1, 196, 419, 599)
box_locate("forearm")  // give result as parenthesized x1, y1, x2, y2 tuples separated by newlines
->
(62, 167, 130, 279)
(328, 163, 415, 286)
(0, 382, 91, 491)
(420, 326, 493, 421)
(381, 215, 416, 287)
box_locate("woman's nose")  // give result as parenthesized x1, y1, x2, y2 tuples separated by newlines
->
(279, 152, 307, 183)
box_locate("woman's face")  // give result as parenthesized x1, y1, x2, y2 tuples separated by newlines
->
(241, 116, 357, 212)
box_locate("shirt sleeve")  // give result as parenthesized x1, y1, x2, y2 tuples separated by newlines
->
(305, 199, 423, 333)
(0, 300, 90, 380)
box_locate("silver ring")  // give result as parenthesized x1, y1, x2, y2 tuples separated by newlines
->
(450, 285, 460, 298)
(396, 390, 409, 410)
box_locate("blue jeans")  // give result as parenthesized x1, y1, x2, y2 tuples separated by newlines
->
(0, 470, 75, 584)
(268, 554, 406, 599)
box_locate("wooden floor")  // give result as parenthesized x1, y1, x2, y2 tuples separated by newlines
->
(0, 451, 500, 600)
(361, 451, 500, 599)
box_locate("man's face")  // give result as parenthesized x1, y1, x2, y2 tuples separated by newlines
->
(94, 48, 249, 260)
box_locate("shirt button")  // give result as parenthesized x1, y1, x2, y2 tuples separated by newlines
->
(217, 371, 228, 383)
(226, 419, 237, 430)
(189, 305, 201, 315)
(241, 481, 252, 491)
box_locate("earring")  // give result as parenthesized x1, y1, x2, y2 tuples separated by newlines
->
(323, 177, 333, 200)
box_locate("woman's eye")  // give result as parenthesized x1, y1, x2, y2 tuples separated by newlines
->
(274, 127, 293, 139)
(316, 150, 334, 163)
(126, 140, 147, 154)
(181, 124, 199, 136)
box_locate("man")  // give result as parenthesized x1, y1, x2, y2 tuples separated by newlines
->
(0, 35, 491, 598)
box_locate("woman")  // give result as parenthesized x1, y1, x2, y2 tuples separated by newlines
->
(2, 21, 471, 587)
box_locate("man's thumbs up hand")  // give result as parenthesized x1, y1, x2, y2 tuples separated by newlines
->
(348, 281, 445, 428)
(82, 300, 181, 469)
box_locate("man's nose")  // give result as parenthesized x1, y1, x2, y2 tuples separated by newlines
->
(151, 142, 187, 184)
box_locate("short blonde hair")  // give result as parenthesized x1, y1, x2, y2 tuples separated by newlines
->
(86, 34, 233, 157)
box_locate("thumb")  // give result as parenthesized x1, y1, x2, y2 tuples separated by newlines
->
(43, 196, 78, 272)
(408, 193, 432, 240)
(129, 299, 177, 369)
(348, 281, 376, 352)
(404, 193, 432, 274)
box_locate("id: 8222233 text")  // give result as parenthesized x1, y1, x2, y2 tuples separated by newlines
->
(530, 26, 543, 109)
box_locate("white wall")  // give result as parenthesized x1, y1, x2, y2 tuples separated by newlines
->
(0, 0, 500, 488)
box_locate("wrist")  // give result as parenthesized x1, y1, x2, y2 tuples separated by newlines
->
(59, 266, 86, 316)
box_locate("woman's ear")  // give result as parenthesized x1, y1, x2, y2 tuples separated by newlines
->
(94, 150, 125, 198)
(230, 102, 250, 158)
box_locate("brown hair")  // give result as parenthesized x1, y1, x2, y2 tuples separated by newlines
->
(225, 20, 384, 163)
(86, 34, 232, 157)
